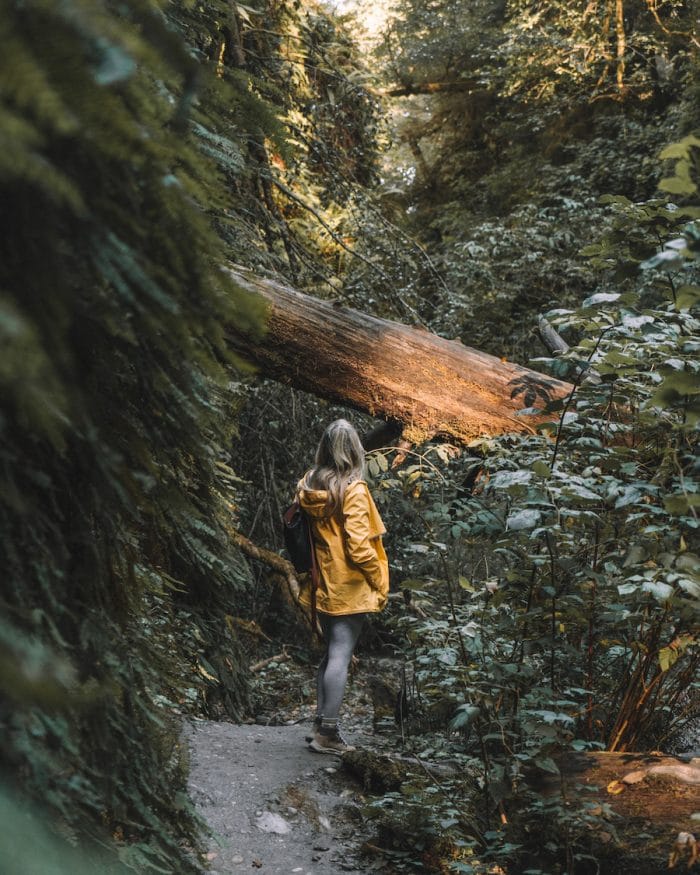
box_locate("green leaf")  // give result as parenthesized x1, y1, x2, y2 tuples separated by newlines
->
(449, 704, 480, 731)
(678, 578, 700, 600)
(659, 634, 696, 672)
(491, 470, 532, 490)
(528, 709, 574, 725)
(532, 460, 551, 478)
(659, 648, 674, 672)
(398, 578, 429, 591)
(582, 292, 620, 306)
(93, 40, 137, 86)
(534, 756, 560, 775)
(437, 648, 458, 666)
(641, 580, 674, 602)
(614, 485, 644, 509)
(563, 483, 600, 502)
(659, 176, 697, 196)
(665, 494, 700, 515)
(598, 194, 632, 206)
(506, 509, 541, 531)
(657, 371, 700, 396)
(676, 553, 699, 574)
(641, 249, 686, 270)
(660, 136, 700, 159)
(440, 817, 459, 829)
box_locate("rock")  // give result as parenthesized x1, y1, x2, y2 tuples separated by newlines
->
(621, 769, 647, 784)
(254, 811, 293, 834)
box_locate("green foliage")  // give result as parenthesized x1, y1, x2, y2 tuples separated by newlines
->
(500, 0, 693, 103)
(357, 137, 699, 872)
(185, 0, 385, 288)
(0, 0, 394, 864)
(344, 0, 699, 357)
(0, 0, 274, 868)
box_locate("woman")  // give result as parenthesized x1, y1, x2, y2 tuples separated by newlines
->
(296, 419, 389, 754)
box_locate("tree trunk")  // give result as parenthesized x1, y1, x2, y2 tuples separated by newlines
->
(615, 0, 626, 91)
(226, 267, 574, 444)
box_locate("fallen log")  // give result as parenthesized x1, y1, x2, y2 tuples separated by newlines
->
(225, 267, 574, 444)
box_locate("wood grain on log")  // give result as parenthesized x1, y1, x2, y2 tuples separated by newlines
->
(225, 266, 575, 444)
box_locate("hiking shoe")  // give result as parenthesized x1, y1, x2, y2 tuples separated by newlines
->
(305, 717, 321, 744)
(308, 725, 355, 755)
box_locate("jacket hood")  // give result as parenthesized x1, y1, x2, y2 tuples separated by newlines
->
(298, 488, 331, 520)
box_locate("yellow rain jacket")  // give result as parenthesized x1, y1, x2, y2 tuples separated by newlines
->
(297, 480, 389, 616)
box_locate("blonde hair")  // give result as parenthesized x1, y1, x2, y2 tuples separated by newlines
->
(301, 419, 365, 517)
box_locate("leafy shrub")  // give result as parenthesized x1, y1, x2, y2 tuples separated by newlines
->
(361, 137, 699, 873)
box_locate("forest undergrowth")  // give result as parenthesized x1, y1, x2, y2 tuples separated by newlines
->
(239, 131, 700, 873)
(1, 0, 698, 872)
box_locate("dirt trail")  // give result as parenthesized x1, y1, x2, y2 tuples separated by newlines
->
(186, 720, 374, 875)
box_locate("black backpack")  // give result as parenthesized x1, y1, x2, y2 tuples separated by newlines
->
(282, 500, 320, 626)
(282, 499, 313, 573)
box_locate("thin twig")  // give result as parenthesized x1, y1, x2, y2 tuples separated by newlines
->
(251, 648, 290, 672)
(267, 175, 390, 280)
(551, 326, 612, 468)
(371, 446, 448, 481)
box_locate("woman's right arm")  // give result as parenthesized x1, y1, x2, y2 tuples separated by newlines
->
(342, 483, 386, 591)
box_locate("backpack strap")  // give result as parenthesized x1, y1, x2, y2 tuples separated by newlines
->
(309, 528, 320, 632)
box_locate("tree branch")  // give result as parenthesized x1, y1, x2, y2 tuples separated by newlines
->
(228, 526, 318, 638)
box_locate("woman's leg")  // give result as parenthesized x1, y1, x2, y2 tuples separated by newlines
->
(316, 612, 366, 720)
(315, 650, 329, 719)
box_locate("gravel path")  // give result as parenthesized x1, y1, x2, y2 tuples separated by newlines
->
(186, 720, 374, 875)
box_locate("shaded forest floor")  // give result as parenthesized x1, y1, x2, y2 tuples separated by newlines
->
(187, 721, 373, 873)
(187, 659, 394, 874)
(188, 656, 700, 874)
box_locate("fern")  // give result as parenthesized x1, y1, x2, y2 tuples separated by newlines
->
(0, 0, 271, 869)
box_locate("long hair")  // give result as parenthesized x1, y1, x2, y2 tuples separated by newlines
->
(301, 419, 365, 517)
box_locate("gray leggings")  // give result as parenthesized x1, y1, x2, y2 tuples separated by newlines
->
(316, 612, 366, 721)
